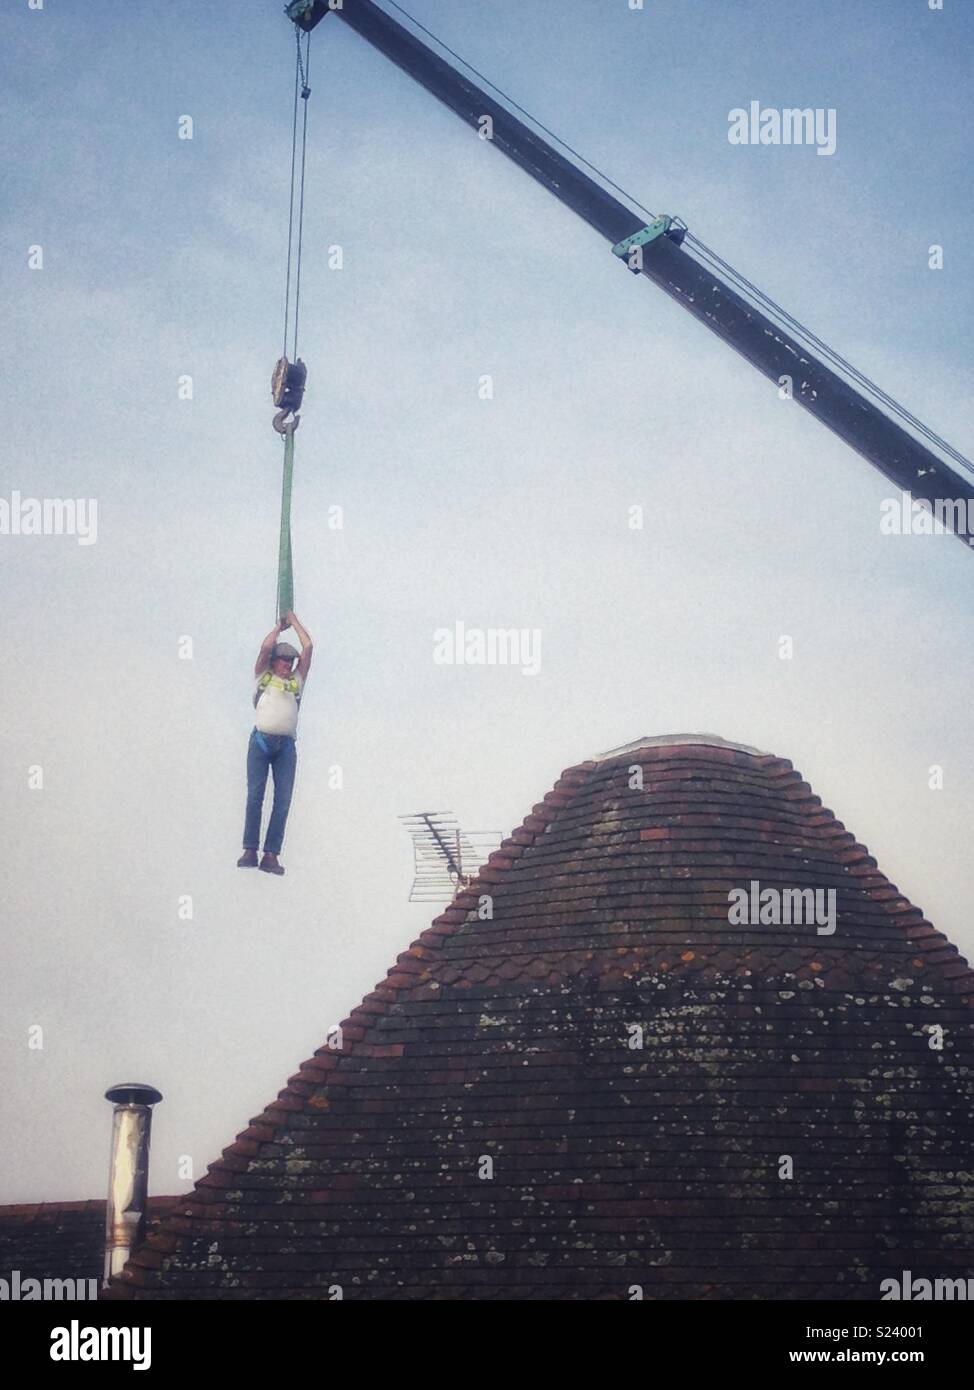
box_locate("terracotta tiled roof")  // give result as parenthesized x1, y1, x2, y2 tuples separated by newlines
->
(105, 738, 974, 1300)
(0, 1198, 180, 1286)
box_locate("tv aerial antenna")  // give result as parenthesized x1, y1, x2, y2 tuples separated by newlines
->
(399, 812, 502, 903)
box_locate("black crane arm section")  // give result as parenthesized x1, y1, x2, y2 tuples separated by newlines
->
(289, 0, 974, 546)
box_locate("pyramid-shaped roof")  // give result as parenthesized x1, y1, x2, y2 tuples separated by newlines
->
(106, 737, 974, 1300)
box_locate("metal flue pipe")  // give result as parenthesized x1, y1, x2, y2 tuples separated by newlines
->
(103, 1082, 163, 1286)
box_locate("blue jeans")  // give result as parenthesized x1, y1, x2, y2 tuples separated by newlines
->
(244, 730, 296, 855)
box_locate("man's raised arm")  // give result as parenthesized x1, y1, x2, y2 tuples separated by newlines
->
(255, 620, 285, 676)
(284, 610, 313, 682)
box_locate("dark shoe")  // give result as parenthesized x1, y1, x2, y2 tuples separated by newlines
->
(237, 849, 259, 868)
(259, 852, 285, 876)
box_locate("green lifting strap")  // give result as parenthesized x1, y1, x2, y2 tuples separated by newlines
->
(276, 426, 295, 621)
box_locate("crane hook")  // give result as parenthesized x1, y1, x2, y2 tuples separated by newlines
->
(273, 409, 300, 435)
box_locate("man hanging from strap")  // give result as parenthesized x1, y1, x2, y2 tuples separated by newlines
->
(237, 610, 313, 875)
(236, 19, 316, 877)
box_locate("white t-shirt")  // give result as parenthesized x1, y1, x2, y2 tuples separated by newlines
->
(253, 671, 304, 738)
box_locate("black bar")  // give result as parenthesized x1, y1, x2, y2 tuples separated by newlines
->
(295, 0, 974, 544)
(10, 1298, 974, 1367)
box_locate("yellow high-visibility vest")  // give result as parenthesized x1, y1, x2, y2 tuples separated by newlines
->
(254, 670, 301, 707)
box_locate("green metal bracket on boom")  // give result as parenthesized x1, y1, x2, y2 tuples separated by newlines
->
(612, 217, 686, 266)
(286, 0, 327, 26)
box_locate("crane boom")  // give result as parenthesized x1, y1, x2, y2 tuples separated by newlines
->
(289, 0, 974, 547)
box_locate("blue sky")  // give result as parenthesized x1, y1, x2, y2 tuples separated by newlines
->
(1, 0, 972, 1201)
